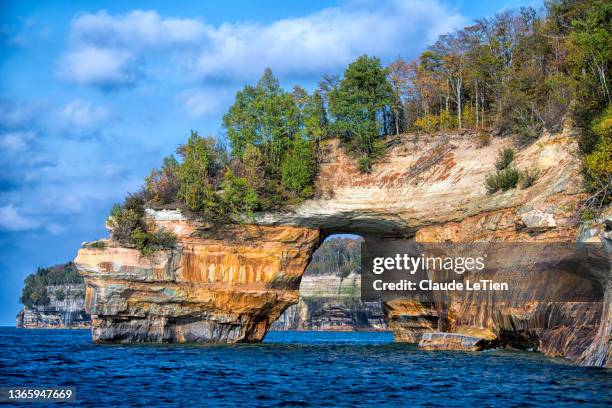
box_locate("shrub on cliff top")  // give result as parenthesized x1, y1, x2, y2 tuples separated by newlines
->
(132, 227, 177, 257)
(485, 167, 520, 193)
(108, 193, 146, 243)
(495, 148, 515, 170)
(109, 192, 177, 255)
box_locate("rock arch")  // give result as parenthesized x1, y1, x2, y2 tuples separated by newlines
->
(74, 132, 611, 366)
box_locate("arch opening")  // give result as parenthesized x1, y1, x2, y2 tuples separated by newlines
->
(271, 234, 389, 333)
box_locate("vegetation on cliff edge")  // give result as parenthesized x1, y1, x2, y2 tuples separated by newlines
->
(20, 263, 82, 308)
(112, 0, 609, 239)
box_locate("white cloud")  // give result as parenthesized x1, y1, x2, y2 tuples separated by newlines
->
(0, 205, 39, 231)
(57, 1, 465, 88)
(57, 10, 207, 87)
(59, 99, 111, 129)
(57, 46, 137, 88)
(0, 131, 35, 152)
(70, 10, 206, 48)
(191, 0, 465, 80)
(178, 87, 234, 117)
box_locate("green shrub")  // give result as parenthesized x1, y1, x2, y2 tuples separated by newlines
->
(89, 241, 105, 250)
(281, 139, 316, 196)
(108, 193, 145, 243)
(485, 167, 520, 193)
(221, 169, 259, 221)
(519, 167, 540, 189)
(132, 227, 177, 257)
(109, 191, 177, 255)
(585, 107, 612, 184)
(581, 209, 595, 221)
(495, 148, 515, 170)
(357, 156, 373, 173)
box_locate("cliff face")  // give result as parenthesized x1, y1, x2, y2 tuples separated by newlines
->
(16, 283, 89, 328)
(75, 224, 319, 343)
(271, 273, 387, 331)
(74, 130, 611, 366)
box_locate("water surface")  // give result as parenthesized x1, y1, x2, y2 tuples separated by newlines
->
(0, 328, 610, 407)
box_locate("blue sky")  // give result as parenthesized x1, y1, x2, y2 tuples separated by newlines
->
(0, 0, 542, 325)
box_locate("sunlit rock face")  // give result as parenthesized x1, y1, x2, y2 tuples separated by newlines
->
(16, 284, 89, 329)
(271, 273, 387, 331)
(75, 130, 610, 366)
(75, 225, 320, 343)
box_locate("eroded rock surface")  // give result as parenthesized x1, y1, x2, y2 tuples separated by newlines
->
(419, 332, 498, 351)
(271, 273, 387, 331)
(16, 284, 89, 329)
(75, 131, 610, 366)
(75, 225, 319, 343)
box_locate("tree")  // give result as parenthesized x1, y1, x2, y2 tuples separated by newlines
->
(328, 55, 394, 171)
(428, 34, 468, 129)
(144, 155, 179, 204)
(281, 138, 316, 198)
(220, 169, 259, 220)
(388, 58, 411, 134)
(302, 91, 329, 153)
(177, 131, 226, 216)
(223, 68, 301, 168)
(223, 69, 317, 208)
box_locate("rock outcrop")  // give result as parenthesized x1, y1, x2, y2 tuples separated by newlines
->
(419, 332, 498, 351)
(74, 130, 611, 367)
(76, 224, 319, 343)
(271, 272, 387, 331)
(16, 283, 89, 329)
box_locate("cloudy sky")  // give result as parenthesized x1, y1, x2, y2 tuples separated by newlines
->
(0, 0, 541, 325)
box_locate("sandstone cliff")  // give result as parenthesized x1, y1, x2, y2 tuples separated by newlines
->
(271, 272, 387, 331)
(17, 262, 89, 329)
(16, 285, 89, 329)
(74, 130, 611, 367)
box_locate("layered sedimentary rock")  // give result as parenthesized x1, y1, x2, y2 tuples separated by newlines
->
(75, 130, 610, 366)
(419, 332, 498, 351)
(76, 224, 319, 343)
(271, 273, 387, 331)
(16, 283, 89, 329)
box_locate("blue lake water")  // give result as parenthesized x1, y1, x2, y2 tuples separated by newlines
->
(0, 328, 610, 407)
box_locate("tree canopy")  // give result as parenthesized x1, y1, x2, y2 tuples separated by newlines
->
(329, 55, 394, 171)
(119, 0, 610, 236)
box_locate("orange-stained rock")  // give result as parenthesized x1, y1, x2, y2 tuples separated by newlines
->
(75, 225, 320, 343)
(74, 129, 611, 367)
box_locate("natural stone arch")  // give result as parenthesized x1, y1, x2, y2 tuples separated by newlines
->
(75, 132, 611, 367)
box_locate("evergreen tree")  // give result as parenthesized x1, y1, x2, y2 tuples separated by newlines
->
(329, 55, 394, 171)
